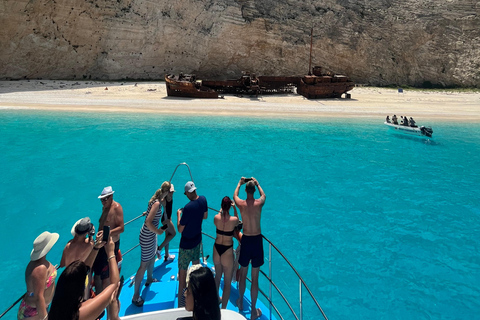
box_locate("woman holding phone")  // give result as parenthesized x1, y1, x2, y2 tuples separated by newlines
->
(132, 182, 175, 307)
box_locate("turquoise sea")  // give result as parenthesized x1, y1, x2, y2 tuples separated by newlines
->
(0, 110, 479, 320)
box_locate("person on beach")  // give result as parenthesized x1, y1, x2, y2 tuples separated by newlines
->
(48, 234, 120, 320)
(177, 181, 208, 307)
(132, 184, 175, 307)
(234, 177, 266, 320)
(157, 181, 177, 262)
(18, 231, 59, 320)
(213, 196, 239, 309)
(184, 265, 220, 320)
(93, 186, 124, 319)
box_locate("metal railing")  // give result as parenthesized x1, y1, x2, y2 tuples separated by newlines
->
(202, 231, 328, 320)
(1, 162, 328, 320)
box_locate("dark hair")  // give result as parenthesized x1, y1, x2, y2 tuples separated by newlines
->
(189, 267, 221, 320)
(48, 261, 88, 320)
(245, 181, 256, 194)
(221, 196, 231, 214)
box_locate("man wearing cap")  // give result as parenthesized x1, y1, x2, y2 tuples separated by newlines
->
(93, 186, 124, 294)
(234, 177, 266, 320)
(60, 217, 95, 268)
(176, 181, 208, 307)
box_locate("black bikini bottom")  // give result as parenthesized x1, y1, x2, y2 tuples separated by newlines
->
(214, 243, 233, 256)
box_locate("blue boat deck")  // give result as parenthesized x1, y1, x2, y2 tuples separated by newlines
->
(117, 249, 272, 320)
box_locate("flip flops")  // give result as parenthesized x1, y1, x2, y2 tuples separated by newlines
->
(132, 297, 144, 307)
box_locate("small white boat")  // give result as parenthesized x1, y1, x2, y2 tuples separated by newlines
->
(384, 122, 433, 138)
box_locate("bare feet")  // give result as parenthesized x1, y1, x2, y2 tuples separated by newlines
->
(236, 297, 243, 310)
(251, 308, 262, 320)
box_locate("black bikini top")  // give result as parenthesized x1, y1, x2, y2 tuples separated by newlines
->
(216, 228, 234, 236)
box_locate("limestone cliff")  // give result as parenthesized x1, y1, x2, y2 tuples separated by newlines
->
(1, 0, 479, 87)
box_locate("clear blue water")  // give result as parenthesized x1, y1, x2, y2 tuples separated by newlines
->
(0, 111, 479, 320)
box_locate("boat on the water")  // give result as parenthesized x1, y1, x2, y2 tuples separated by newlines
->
(165, 73, 219, 98)
(384, 122, 433, 138)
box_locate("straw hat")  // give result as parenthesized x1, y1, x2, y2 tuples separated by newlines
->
(30, 231, 59, 261)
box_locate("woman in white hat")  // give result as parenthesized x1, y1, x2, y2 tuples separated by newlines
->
(18, 231, 59, 320)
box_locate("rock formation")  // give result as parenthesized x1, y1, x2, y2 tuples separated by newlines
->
(1, 0, 479, 87)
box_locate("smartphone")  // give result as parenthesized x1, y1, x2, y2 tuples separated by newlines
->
(116, 275, 124, 300)
(161, 224, 168, 230)
(102, 225, 110, 242)
(244, 178, 253, 182)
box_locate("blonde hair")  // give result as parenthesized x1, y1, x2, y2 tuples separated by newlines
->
(148, 181, 171, 205)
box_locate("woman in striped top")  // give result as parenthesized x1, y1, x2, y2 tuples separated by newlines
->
(132, 183, 175, 307)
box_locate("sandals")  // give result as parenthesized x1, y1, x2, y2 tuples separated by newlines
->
(164, 254, 175, 262)
(145, 278, 159, 286)
(132, 297, 144, 307)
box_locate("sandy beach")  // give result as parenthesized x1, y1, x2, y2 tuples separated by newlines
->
(0, 80, 479, 122)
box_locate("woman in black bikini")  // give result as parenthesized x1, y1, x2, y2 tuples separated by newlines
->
(213, 196, 239, 309)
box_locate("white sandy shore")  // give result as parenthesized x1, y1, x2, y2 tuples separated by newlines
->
(0, 80, 479, 122)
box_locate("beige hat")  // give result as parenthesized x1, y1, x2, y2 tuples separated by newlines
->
(30, 231, 59, 261)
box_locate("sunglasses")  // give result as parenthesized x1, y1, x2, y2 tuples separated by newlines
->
(101, 195, 111, 202)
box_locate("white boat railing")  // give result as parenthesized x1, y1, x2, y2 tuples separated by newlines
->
(1, 162, 329, 320)
(201, 231, 329, 320)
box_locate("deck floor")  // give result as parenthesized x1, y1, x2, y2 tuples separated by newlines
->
(116, 249, 271, 320)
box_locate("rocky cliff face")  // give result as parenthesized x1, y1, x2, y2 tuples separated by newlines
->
(1, 0, 479, 87)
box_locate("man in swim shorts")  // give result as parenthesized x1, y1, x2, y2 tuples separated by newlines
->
(176, 181, 208, 307)
(233, 177, 266, 320)
(93, 186, 124, 318)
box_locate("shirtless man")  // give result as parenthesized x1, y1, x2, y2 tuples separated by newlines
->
(60, 217, 101, 301)
(93, 186, 124, 294)
(60, 217, 95, 268)
(233, 177, 266, 320)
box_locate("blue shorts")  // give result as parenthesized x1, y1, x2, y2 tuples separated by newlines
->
(239, 234, 264, 268)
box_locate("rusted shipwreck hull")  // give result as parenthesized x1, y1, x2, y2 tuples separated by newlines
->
(165, 74, 218, 98)
(202, 72, 297, 95)
(297, 66, 355, 99)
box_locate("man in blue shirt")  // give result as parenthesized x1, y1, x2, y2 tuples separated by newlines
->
(176, 181, 208, 307)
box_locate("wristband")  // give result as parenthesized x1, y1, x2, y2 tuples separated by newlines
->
(108, 255, 116, 261)
(93, 247, 99, 251)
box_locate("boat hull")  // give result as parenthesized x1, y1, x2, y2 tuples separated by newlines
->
(384, 122, 433, 137)
(297, 75, 354, 99)
(165, 74, 218, 98)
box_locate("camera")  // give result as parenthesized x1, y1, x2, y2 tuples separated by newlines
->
(244, 178, 253, 182)
(234, 221, 243, 232)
